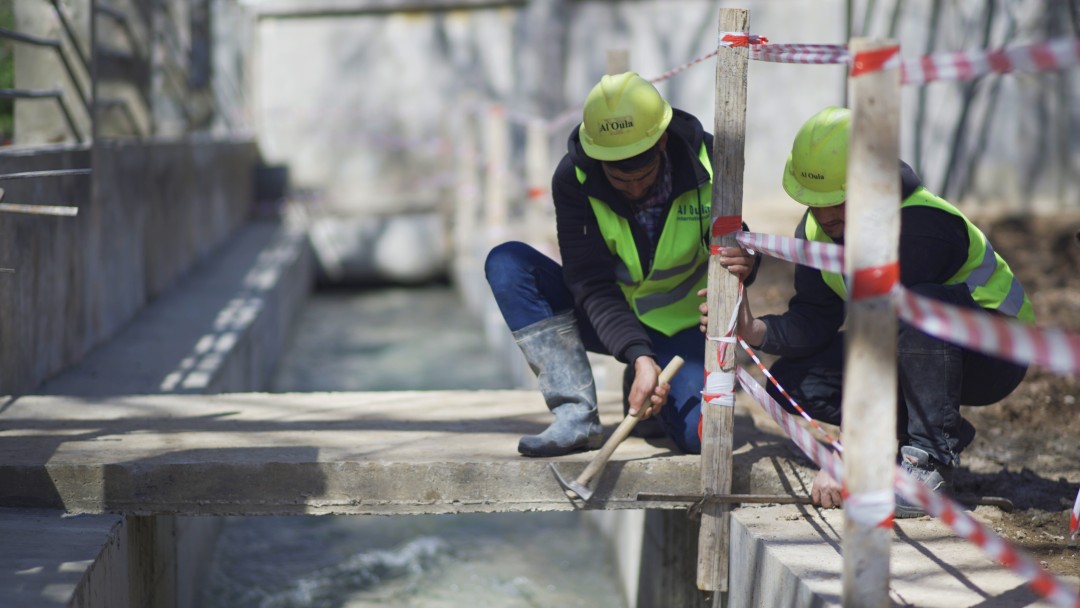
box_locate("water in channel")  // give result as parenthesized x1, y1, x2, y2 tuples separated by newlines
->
(201, 285, 626, 608)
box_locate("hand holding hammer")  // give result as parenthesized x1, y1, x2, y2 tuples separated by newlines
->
(550, 356, 685, 502)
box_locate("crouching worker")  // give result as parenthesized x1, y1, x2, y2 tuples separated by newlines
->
(485, 72, 755, 457)
(708, 106, 1032, 517)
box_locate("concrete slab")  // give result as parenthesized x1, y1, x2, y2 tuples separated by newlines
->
(36, 219, 313, 397)
(0, 390, 812, 516)
(730, 504, 1062, 608)
(0, 508, 125, 608)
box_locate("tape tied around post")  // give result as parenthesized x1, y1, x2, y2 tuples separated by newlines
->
(718, 32, 769, 48)
(851, 262, 899, 300)
(711, 215, 743, 239)
(702, 369, 736, 407)
(845, 489, 895, 529)
(850, 45, 901, 77)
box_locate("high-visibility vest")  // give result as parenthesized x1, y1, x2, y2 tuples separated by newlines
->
(575, 143, 713, 336)
(804, 187, 1035, 322)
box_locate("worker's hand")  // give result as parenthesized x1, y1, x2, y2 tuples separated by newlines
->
(696, 288, 765, 346)
(697, 288, 709, 333)
(627, 356, 668, 419)
(714, 246, 756, 282)
(810, 469, 844, 509)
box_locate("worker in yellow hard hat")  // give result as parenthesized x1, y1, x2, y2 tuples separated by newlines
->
(708, 106, 1033, 517)
(485, 72, 756, 457)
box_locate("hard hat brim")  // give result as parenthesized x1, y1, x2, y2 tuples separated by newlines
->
(782, 155, 846, 207)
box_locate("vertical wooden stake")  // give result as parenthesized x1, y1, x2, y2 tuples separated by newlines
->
(842, 37, 901, 608)
(606, 48, 630, 75)
(524, 118, 552, 252)
(452, 99, 484, 314)
(483, 104, 509, 247)
(698, 7, 749, 594)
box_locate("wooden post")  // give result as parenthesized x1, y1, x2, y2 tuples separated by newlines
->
(842, 37, 901, 608)
(523, 118, 553, 255)
(452, 99, 484, 314)
(698, 7, 749, 594)
(483, 103, 509, 247)
(606, 49, 629, 75)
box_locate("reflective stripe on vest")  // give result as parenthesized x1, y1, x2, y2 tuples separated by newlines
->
(576, 143, 713, 336)
(804, 188, 1034, 322)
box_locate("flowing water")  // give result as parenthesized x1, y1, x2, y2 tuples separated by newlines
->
(201, 285, 626, 608)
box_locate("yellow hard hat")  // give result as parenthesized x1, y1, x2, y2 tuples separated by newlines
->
(782, 106, 850, 207)
(579, 72, 672, 161)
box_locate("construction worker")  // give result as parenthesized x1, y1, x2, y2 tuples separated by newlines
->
(709, 106, 1032, 517)
(485, 72, 753, 457)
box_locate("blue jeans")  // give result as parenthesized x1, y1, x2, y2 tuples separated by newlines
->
(765, 282, 1028, 466)
(485, 241, 705, 453)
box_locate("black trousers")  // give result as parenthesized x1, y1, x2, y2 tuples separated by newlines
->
(765, 282, 1028, 466)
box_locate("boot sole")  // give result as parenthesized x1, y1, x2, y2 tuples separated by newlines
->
(517, 434, 603, 458)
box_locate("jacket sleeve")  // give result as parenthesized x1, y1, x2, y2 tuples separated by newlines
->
(757, 264, 846, 357)
(552, 159, 655, 363)
(756, 213, 845, 357)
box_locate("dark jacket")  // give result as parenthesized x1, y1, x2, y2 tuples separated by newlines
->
(551, 109, 714, 363)
(758, 162, 972, 357)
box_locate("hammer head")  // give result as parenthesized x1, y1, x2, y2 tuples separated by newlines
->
(548, 462, 593, 502)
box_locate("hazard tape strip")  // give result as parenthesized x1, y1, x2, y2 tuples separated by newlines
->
(740, 36, 1080, 85)
(902, 37, 1080, 85)
(738, 337, 843, 452)
(737, 367, 844, 483)
(737, 366, 1080, 607)
(735, 231, 844, 273)
(894, 286, 1080, 376)
(894, 469, 1080, 608)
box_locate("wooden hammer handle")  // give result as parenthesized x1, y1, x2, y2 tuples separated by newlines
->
(573, 356, 685, 487)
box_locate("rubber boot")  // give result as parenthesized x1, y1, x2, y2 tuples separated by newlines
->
(514, 312, 603, 457)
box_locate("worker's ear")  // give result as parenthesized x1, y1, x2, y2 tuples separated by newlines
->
(657, 132, 669, 152)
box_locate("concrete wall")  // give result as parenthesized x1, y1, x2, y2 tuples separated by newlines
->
(250, 0, 1079, 223)
(0, 137, 258, 396)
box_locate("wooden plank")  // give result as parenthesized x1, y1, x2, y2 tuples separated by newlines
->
(697, 6, 748, 594)
(842, 37, 901, 608)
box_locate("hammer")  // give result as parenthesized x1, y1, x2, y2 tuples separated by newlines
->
(549, 356, 685, 502)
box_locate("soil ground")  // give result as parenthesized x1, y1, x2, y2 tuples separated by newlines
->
(743, 212, 1080, 583)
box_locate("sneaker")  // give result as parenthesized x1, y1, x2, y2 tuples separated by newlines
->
(895, 445, 952, 519)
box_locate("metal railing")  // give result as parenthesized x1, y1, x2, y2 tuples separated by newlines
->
(0, 24, 90, 143)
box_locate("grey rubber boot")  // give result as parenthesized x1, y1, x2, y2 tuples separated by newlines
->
(514, 312, 603, 457)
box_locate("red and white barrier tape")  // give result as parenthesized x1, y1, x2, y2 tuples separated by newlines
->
(736, 231, 844, 273)
(751, 43, 849, 65)
(894, 469, 1080, 608)
(894, 286, 1080, 376)
(702, 283, 744, 407)
(738, 337, 843, 452)
(736, 367, 844, 483)
(729, 33, 1080, 86)
(902, 37, 1080, 85)
(737, 366, 1080, 607)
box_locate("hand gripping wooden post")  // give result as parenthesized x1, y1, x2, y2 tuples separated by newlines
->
(697, 7, 749, 594)
(842, 38, 901, 608)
